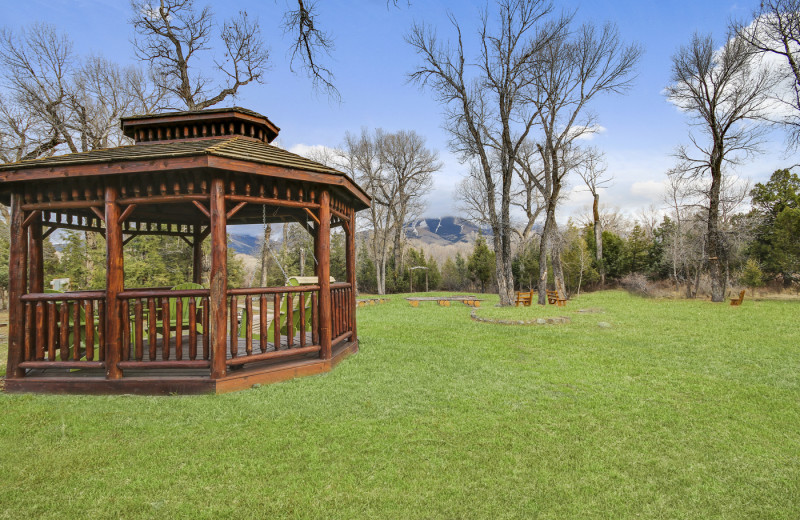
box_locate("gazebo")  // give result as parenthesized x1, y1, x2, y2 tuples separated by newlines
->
(0, 107, 369, 394)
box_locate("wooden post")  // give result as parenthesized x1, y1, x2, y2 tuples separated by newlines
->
(346, 211, 357, 344)
(209, 176, 228, 379)
(6, 192, 28, 378)
(28, 213, 44, 294)
(28, 212, 45, 356)
(317, 189, 332, 359)
(192, 225, 203, 285)
(105, 184, 124, 380)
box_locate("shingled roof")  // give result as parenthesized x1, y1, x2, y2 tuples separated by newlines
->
(0, 137, 340, 176)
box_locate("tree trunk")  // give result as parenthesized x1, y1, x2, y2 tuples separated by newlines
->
(707, 160, 725, 302)
(259, 224, 271, 287)
(551, 240, 567, 298)
(537, 203, 558, 305)
(85, 231, 97, 286)
(593, 193, 604, 287)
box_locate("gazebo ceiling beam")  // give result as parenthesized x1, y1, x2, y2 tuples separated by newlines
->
(225, 194, 319, 210)
(117, 194, 210, 205)
(22, 200, 104, 211)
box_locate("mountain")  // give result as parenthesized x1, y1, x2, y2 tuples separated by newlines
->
(404, 216, 491, 246)
(229, 234, 262, 256)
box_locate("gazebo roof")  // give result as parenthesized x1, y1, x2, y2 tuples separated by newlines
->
(0, 108, 369, 210)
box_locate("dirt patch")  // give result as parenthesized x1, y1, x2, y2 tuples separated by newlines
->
(470, 309, 570, 325)
(576, 308, 605, 314)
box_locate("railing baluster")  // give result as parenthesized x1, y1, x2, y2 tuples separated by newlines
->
(47, 302, 57, 360)
(188, 298, 197, 360)
(24, 302, 32, 361)
(148, 298, 157, 361)
(85, 300, 95, 361)
(230, 295, 238, 358)
(120, 299, 128, 361)
(97, 300, 105, 361)
(59, 301, 69, 360)
(72, 301, 81, 361)
(161, 297, 170, 360)
(312, 292, 318, 345)
(175, 297, 183, 360)
(299, 292, 306, 348)
(202, 296, 209, 360)
(273, 293, 280, 350)
(135, 299, 144, 361)
(259, 294, 267, 353)
(287, 293, 294, 348)
(35, 302, 45, 360)
(245, 296, 253, 356)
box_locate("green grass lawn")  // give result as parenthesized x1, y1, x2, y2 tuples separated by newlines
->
(1, 290, 799, 519)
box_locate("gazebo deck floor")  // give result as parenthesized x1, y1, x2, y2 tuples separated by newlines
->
(6, 335, 357, 395)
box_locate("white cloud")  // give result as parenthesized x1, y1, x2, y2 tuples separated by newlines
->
(630, 179, 667, 200)
(569, 125, 607, 141)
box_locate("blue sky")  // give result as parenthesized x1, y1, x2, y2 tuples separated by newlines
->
(5, 0, 798, 225)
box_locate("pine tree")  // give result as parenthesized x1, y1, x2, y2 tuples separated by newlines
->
(468, 233, 494, 293)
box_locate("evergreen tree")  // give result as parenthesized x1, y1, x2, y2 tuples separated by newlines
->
(468, 233, 494, 293)
(427, 254, 441, 290)
(356, 243, 377, 294)
(740, 258, 765, 295)
(749, 169, 800, 286)
(624, 224, 652, 274)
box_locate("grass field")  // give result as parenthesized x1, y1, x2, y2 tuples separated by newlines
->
(1, 291, 799, 519)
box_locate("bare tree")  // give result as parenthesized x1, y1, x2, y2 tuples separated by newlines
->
(511, 153, 545, 243)
(338, 129, 394, 294)
(1, 23, 164, 160)
(665, 32, 775, 301)
(576, 147, 612, 286)
(455, 161, 496, 229)
(733, 0, 800, 149)
(379, 130, 441, 274)
(408, 0, 568, 305)
(0, 23, 76, 155)
(282, 0, 338, 101)
(131, 0, 268, 110)
(521, 21, 641, 304)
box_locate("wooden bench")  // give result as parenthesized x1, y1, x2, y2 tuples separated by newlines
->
(357, 298, 390, 307)
(730, 289, 746, 306)
(515, 290, 534, 307)
(406, 296, 484, 308)
(546, 290, 567, 307)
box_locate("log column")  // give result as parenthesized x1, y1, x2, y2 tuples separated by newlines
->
(6, 192, 28, 379)
(209, 176, 228, 379)
(105, 184, 124, 380)
(192, 225, 203, 285)
(28, 212, 44, 294)
(316, 189, 332, 359)
(346, 210, 357, 344)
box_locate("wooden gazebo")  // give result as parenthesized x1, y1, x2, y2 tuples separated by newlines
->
(0, 107, 369, 394)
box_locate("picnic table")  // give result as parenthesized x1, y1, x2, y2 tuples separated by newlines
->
(405, 296, 484, 308)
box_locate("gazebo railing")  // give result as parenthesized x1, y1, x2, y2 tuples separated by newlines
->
(13, 282, 355, 378)
(331, 283, 354, 344)
(226, 285, 321, 367)
(117, 289, 212, 369)
(18, 291, 106, 369)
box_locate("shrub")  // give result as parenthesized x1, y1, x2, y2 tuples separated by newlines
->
(620, 272, 654, 297)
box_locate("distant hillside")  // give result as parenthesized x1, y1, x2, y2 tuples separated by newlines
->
(229, 234, 261, 256)
(404, 216, 492, 246)
(172, 217, 490, 258)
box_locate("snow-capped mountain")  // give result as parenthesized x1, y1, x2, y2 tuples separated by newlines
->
(404, 216, 492, 245)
